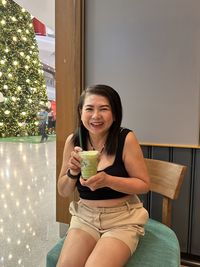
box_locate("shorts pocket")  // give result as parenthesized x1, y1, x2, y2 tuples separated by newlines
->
(130, 206, 149, 226)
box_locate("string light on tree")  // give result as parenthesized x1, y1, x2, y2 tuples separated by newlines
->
(0, 92, 4, 103)
(0, 19, 6, 25)
(2, 0, 7, 6)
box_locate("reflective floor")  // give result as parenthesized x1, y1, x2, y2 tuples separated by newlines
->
(0, 140, 59, 267)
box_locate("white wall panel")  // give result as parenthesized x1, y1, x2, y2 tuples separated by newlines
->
(85, 0, 200, 145)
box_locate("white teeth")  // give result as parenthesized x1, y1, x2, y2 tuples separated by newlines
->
(91, 122, 102, 125)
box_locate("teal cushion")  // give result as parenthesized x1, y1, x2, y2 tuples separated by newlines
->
(46, 219, 180, 267)
(46, 237, 65, 267)
(125, 219, 180, 267)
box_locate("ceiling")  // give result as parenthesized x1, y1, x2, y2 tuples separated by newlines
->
(12, 1, 55, 70)
(14, 0, 55, 30)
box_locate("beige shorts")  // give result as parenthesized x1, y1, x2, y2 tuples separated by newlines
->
(68, 199, 149, 255)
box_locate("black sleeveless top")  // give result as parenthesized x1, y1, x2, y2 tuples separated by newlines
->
(76, 128, 132, 200)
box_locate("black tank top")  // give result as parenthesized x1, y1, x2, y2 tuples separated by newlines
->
(76, 128, 132, 200)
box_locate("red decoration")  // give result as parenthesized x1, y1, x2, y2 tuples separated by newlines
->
(51, 100, 56, 120)
(32, 17, 46, 36)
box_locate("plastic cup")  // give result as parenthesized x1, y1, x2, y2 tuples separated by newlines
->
(78, 150, 99, 179)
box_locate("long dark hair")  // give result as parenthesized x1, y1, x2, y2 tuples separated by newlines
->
(72, 84, 123, 155)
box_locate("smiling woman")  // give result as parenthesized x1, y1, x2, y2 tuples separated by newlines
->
(56, 84, 150, 267)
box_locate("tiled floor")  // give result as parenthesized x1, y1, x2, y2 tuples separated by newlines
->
(0, 140, 59, 267)
(0, 139, 191, 267)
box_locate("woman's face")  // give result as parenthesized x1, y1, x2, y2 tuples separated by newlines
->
(81, 94, 114, 136)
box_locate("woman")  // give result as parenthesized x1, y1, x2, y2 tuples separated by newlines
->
(57, 84, 150, 267)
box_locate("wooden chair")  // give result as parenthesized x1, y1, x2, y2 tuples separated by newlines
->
(145, 158, 186, 227)
(46, 158, 187, 267)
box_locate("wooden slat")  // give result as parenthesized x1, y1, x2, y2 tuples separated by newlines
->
(145, 158, 187, 227)
(141, 142, 200, 149)
(145, 158, 186, 199)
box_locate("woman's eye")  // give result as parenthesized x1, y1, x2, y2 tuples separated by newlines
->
(100, 108, 109, 111)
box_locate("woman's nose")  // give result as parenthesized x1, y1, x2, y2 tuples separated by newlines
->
(92, 109, 100, 118)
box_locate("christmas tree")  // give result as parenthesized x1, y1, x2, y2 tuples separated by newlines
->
(0, 0, 48, 137)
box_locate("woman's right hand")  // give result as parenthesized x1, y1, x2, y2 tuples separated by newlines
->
(67, 146, 82, 175)
(58, 134, 83, 197)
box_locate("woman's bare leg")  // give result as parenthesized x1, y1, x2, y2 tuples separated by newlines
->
(85, 237, 131, 267)
(56, 228, 97, 267)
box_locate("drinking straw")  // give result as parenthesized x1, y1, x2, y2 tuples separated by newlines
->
(78, 126, 83, 149)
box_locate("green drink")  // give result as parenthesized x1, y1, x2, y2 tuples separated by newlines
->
(79, 150, 99, 179)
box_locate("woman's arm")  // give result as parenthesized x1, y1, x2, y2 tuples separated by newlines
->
(57, 134, 82, 198)
(80, 131, 150, 195)
(120, 131, 150, 193)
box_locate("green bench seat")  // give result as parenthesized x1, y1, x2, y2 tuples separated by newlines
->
(46, 218, 180, 267)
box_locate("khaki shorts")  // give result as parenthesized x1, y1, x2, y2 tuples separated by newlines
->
(68, 198, 149, 255)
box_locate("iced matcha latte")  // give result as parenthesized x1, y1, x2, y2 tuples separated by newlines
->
(79, 150, 99, 179)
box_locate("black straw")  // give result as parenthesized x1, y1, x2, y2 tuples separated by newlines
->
(78, 126, 83, 149)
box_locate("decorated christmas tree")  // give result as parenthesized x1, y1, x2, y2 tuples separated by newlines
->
(0, 0, 48, 137)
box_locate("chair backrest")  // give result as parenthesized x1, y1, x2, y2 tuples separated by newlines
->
(145, 158, 187, 227)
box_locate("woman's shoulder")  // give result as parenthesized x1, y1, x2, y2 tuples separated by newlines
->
(64, 133, 74, 147)
(62, 134, 76, 156)
(123, 129, 140, 149)
(116, 128, 133, 151)
(120, 127, 139, 145)
(119, 127, 133, 137)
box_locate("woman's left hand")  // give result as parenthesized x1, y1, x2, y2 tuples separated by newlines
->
(80, 171, 109, 191)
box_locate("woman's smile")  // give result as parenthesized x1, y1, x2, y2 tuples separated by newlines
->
(90, 121, 104, 128)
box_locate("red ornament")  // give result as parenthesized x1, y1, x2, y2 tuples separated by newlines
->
(32, 17, 46, 36)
